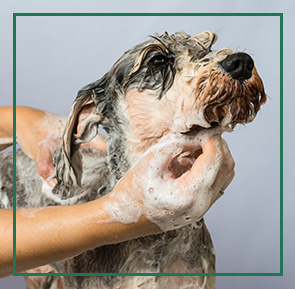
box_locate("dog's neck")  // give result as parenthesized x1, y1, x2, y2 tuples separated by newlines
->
(102, 117, 131, 191)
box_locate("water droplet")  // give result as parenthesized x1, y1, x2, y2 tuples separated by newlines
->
(149, 187, 154, 193)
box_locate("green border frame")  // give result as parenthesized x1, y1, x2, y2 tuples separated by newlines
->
(13, 13, 283, 277)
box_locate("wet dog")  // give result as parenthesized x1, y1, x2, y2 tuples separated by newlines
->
(0, 31, 266, 288)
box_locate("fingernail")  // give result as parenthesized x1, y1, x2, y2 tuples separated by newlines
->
(47, 179, 57, 188)
(37, 161, 54, 179)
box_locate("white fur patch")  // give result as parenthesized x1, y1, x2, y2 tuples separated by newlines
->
(0, 192, 9, 208)
(41, 180, 90, 206)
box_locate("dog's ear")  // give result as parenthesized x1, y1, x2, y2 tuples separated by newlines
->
(192, 31, 218, 50)
(54, 74, 108, 195)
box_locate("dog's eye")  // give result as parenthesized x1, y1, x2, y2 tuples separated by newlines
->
(148, 54, 171, 68)
(129, 52, 175, 99)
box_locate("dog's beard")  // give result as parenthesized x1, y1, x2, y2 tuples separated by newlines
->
(166, 66, 266, 178)
(195, 66, 267, 128)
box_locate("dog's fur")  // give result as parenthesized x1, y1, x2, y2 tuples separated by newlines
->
(0, 31, 266, 289)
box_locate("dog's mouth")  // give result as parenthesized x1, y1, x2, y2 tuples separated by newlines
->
(194, 66, 267, 128)
(166, 63, 267, 179)
(180, 122, 219, 137)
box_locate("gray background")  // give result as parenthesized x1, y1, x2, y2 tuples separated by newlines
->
(0, 0, 293, 288)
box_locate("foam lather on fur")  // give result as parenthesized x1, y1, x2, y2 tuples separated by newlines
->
(54, 76, 107, 197)
(5, 30, 267, 289)
(54, 30, 266, 199)
(53, 31, 226, 195)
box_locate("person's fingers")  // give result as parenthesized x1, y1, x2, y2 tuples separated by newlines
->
(126, 134, 184, 180)
(208, 169, 235, 206)
(47, 178, 57, 188)
(37, 159, 55, 181)
(36, 154, 57, 188)
(35, 141, 56, 179)
(178, 135, 222, 185)
(210, 139, 235, 191)
(221, 170, 235, 191)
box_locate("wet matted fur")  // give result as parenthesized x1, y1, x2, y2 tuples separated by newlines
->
(0, 31, 266, 289)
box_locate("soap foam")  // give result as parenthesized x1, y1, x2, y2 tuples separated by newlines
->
(91, 127, 227, 231)
(41, 179, 90, 206)
(19, 207, 44, 218)
(103, 192, 143, 224)
(36, 112, 67, 161)
(135, 128, 224, 231)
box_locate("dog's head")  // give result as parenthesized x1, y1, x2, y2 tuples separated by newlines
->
(54, 31, 266, 194)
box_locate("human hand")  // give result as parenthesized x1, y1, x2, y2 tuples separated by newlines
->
(104, 130, 235, 231)
(14, 107, 66, 186)
(13, 107, 106, 186)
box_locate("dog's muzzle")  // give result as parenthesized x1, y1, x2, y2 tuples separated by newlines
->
(218, 52, 254, 82)
(184, 51, 267, 133)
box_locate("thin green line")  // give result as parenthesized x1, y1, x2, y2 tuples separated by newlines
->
(280, 13, 284, 276)
(13, 13, 16, 276)
(12, 12, 282, 277)
(15, 272, 282, 277)
(13, 13, 282, 17)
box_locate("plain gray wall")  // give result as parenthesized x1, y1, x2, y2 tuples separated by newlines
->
(0, 0, 293, 288)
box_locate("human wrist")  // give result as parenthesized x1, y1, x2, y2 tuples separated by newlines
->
(84, 196, 162, 247)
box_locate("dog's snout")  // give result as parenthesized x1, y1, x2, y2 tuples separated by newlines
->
(218, 52, 254, 82)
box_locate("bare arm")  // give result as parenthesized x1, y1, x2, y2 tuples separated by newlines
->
(0, 195, 160, 278)
(0, 134, 234, 277)
(0, 106, 106, 185)
(0, 106, 234, 278)
(0, 106, 14, 150)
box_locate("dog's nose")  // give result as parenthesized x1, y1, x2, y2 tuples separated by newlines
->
(218, 52, 254, 82)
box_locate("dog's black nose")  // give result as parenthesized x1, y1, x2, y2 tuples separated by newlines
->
(218, 52, 254, 82)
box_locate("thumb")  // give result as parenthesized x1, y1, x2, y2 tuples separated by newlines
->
(135, 133, 184, 177)
(178, 136, 222, 186)
(36, 154, 55, 181)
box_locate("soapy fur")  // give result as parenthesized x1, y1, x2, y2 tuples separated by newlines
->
(105, 128, 230, 232)
(0, 31, 266, 289)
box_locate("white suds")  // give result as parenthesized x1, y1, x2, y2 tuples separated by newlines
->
(135, 129, 223, 230)
(41, 180, 90, 206)
(0, 192, 10, 208)
(19, 207, 44, 218)
(101, 127, 228, 231)
(103, 193, 143, 224)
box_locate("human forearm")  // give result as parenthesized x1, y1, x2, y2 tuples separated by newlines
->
(0, 105, 106, 183)
(0, 106, 13, 150)
(0, 130, 234, 278)
(1, 204, 95, 277)
(0, 196, 160, 277)
(0, 106, 47, 151)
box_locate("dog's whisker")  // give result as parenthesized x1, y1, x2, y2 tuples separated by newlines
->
(181, 75, 198, 78)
